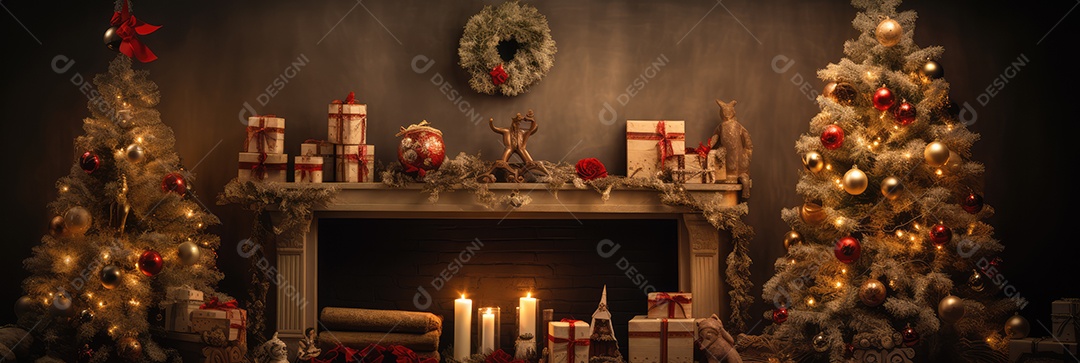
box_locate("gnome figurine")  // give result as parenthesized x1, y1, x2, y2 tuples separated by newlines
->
(588, 286, 623, 363)
(709, 99, 753, 198)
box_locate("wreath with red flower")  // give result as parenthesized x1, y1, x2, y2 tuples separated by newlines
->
(458, 1, 557, 97)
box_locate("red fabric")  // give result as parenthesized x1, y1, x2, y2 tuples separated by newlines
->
(692, 142, 710, 159)
(296, 162, 323, 182)
(490, 64, 508, 86)
(316, 344, 435, 363)
(575, 158, 608, 180)
(626, 120, 686, 169)
(314, 344, 361, 363)
(650, 293, 690, 318)
(109, 0, 160, 62)
(547, 319, 590, 363)
(485, 349, 524, 363)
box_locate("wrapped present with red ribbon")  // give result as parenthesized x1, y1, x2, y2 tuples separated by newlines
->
(238, 152, 288, 183)
(665, 143, 721, 184)
(647, 292, 692, 319)
(547, 319, 589, 363)
(627, 316, 696, 363)
(329, 92, 368, 145)
(335, 144, 375, 183)
(302, 139, 337, 182)
(295, 155, 324, 183)
(244, 115, 286, 154)
(626, 120, 686, 179)
(191, 297, 247, 345)
(164, 300, 201, 332)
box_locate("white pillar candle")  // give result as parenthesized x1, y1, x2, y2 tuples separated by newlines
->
(482, 308, 496, 353)
(519, 293, 537, 338)
(454, 295, 472, 361)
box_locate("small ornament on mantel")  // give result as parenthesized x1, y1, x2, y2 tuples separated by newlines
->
(588, 286, 623, 363)
(479, 110, 548, 183)
(709, 99, 753, 196)
(396, 120, 446, 180)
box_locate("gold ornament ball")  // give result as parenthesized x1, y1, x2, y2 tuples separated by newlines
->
(117, 336, 143, 362)
(802, 151, 825, 173)
(125, 144, 145, 162)
(812, 332, 830, 352)
(881, 177, 903, 200)
(49, 215, 67, 237)
(177, 241, 200, 265)
(843, 165, 869, 195)
(858, 279, 887, 306)
(938, 295, 966, 323)
(1005, 313, 1031, 339)
(875, 18, 903, 47)
(62, 206, 92, 237)
(924, 142, 951, 167)
(783, 230, 804, 250)
(800, 201, 827, 224)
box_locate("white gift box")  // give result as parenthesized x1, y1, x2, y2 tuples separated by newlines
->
(301, 139, 336, 182)
(166, 287, 204, 302)
(627, 120, 685, 179)
(647, 292, 692, 319)
(244, 115, 285, 154)
(628, 316, 696, 363)
(237, 152, 288, 183)
(164, 301, 202, 332)
(1052, 298, 1079, 342)
(329, 102, 368, 144)
(294, 156, 324, 183)
(547, 320, 590, 363)
(335, 144, 375, 182)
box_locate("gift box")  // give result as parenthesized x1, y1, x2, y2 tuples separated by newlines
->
(547, 319, 589, 363)
(243, 115, 285, 154)
(665, 148, 720, 184)
(166, 287, 204, 302)
(302, 139, 337, 181)
(328, 94, 368, 145)
(335, 144, 375, 183)
(191, 302, 247, 344)
(627, 120, 685, 179)
(294, 155, 324, 183)
(647, 292, 692, 319)
(164, 301, 202, 332)
(627, 316, 696, 363)
(237, 152, 288, 183)
(1052, 298, 1079, 342)
(1008, 337, 1078, 362)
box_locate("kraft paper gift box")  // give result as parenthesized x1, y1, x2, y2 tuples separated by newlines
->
(1052, 298, 1079, 342)
(166, 287, 204, 302)
(164, 301, 202, 332)
(547, 320, 590, 363)
(294, 155, 324, 183)
(627, 120, 685, 179)
(328, 96, 368, 144)
(243, 115, 285, 154)
(628, 316, 696, 363)
(191, 316, 243, 341)
(1008, 337, 1078, 362)
(302, 139, 336, 181)
(664, 148, 720, 184)
(335, 144, 375, 182)
(237, 152, 288, 183)
(647, 292, 692, 319)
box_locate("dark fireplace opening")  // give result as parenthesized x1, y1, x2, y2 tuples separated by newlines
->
(318, 218, 680, 358)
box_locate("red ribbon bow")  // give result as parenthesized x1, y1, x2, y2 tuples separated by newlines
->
(109, 0, 161, 63)
(313, 343, 361, 363)
(693, 142, 710, 159)
(296, 162, 323, 182)
(651, 293, 691, 318)
(244, 115, 283, 155)
(548, 319, 590, 363)
(332, 92, 357, 105)
(199, 296, 239, 310)
(490, 64, 509, 86)
(342, 146, 369, 182)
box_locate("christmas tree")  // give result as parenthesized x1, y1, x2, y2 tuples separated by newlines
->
(16, 55, 226, 362)
(759, 0, 1013, 361)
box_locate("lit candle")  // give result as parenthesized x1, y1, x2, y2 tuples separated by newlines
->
(454, 294, 472, 361)
(519, 292, 537, 338)
(482, 308, 496, 353)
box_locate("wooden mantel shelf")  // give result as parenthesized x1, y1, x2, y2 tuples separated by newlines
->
(279, 182, 743, 216)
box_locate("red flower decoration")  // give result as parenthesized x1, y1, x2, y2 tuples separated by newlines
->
(109, 0, 161, 63)
(490, 64, 509, 86)
(575, 158, 608, 181)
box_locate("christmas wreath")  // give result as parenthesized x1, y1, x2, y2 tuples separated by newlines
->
(458, 1, 557, 96)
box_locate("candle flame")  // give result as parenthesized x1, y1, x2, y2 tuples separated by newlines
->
(461, 293, 466, 299)
(526, 292, 532, 298)
(487, 308, 493, 314)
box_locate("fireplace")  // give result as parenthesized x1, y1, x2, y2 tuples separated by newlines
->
(266, 182, 742, 360)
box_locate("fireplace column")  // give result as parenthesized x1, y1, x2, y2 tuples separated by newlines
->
(268, 212, 319, 354)
(679, 213, 727, 319)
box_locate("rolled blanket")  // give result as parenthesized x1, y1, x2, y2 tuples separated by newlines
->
(320, 307, 442, 334)
(317, 330, 441, 352)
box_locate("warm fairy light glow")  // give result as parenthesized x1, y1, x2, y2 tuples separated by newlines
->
(834, 218, 844, 226)
(807, 297, 816, 306)
(826, 164, 833, 171)
(790, 259, 797, 264)
(873, 140, 880, 146)
(897, 230, 904, 237)
(914, 223, 921, 230)
(841, 268, 847, 274)
(63, 256, 72, 265)
(136, 136, 143, 143)
(86, 292, 93, 299)
(936, 169, 943, 176)
(196, 223, 204, 228)
(948, 124, 955, 131)
(936, 245, 943, 250)
(98, 301, 105, 307)
(109, 326, 118, 334)
(968, 224, 976, 235)
(60, 185, 69, 192)
(835, 281, 843, 288)
(129, 299, 140, 306)
(186, 210, 195, 218)
(903, 153, 911, 159)
(102, 252, 110, 260)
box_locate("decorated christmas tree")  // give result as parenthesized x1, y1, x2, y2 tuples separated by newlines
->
(15, 55, 226, 362)
(759, 0, 1013, 361)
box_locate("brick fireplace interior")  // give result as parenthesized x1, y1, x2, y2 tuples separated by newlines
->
(318, 218, 680, 358)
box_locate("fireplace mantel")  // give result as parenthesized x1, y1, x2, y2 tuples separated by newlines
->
(263, 182, 744, 356)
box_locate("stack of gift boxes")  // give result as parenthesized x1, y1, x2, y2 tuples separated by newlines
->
(1009, 298, 1078, 362)
(545, 292, 696, 363)
(239, 114, 288, 183)
(162, 287, 248, 359)
(626, 120, 722, 183)
(325, 92, 375, 183)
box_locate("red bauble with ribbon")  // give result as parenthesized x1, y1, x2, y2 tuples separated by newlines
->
(872, 86, 895, 111)
(893, 101, 917, 126)
(396, 121, 446, 180)
(161, 172, 187, 196)
(106, 0, 161, 63)
(137, 250, 163, 276)
(834, 235, 861, 264)
(821, 124, 845, 150)
(929, 224, 952, 247)
(80, 151, 101, 173)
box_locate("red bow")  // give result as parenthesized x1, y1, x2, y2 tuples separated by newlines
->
(490, 64, 509, 86)
(314, 343, 361, 363)
(109, 0, 161, 63)
(332, 92, 357, 105)
(199, 296, 239, 310)
(548, 319, 590, 363)
(651, 293, 690, 318)
(693, 142, 710, 159)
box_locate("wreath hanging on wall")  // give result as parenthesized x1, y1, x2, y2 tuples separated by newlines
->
(458, 1, 557, 97)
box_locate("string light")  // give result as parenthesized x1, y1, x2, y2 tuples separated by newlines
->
(834, 218, 844, 227)
(935, 169, 943, 176)
(63, 256, 72, 265)
(841, 268, 847, 274)
(59, 185, 69, 193)
(186, 210, 195, 218)
(835, 281, 843, 288)
(806, 297, 816, 306)
(903, 153, 911, 159)
(826, 164, 833, 171)
(135, 136, 143, 144)
(896, 230, 904, 237)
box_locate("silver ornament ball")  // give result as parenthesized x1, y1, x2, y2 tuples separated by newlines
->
(812, 333, 830, 352)
(125, 144, 145, 162)
(177, 241, 201, 265)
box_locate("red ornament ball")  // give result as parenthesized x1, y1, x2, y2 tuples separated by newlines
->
(834, 236, 861, 264)
(894, 101, 917, 126)
(901, 325, 919, 347)
(772, 306, 789, 324)
(961, 193, 984, 214)
(161, 172, 187, 196)
(872, 86, 895, 111)
(929, 224, 952, 247)
(821, 124, 845, 150)
(397, 121, 446, 179)
(137, 250, 163, 277)
(80, 151, 100, 173)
